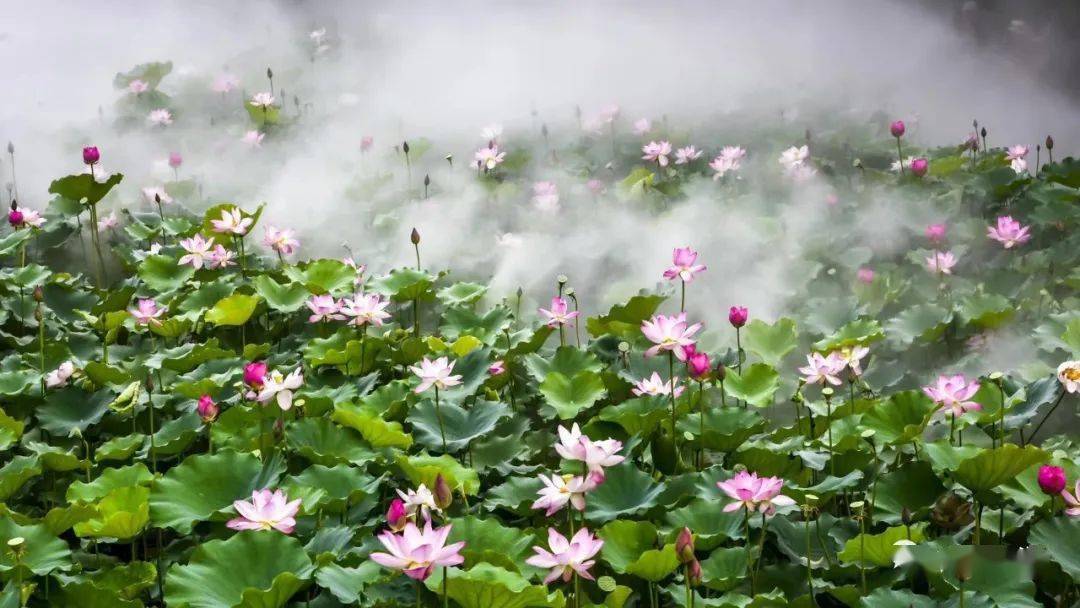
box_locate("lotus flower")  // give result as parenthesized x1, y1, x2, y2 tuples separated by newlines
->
(728, 306, 748, 328)
(45, 361, 75, 388)
(925, 223, 947, 243)
(709, 146, 746, 179)
(396, 484, 441, 521)
(532, 181, 560, 211)
(539, 297, 579, 328)
(986, 216, 1031, 248)
(210, 208, 252, 235)
(488, 360, 506, 376)
(129, 79, 149, 93)
(481, 124, 503, 141)
(641, 313, 702, 360)
(686, 350, 711, 380)
(227, 489, 301, 534)
(964, 132, 979, 151)
(371, 521, 464, 581)
(598, 104, 620, 123)
(340, 293, 391, 327)
(7, 207, 23, 227)
(674, 145, 703, 165)
(798, 352, 845, 386)
(1058, 361, 1080, 394)
(1038, 465, 1067, 495)
(676, 527, 695, 563)
(168, 152, 183, 169)
(890, 120, 905, 138)
(387, 499, 408, 531)
(96, 212, 119, 231)
(857, 267, 875, 284)
(263, 226, 300, 256)
(9, 207, 44, 229)
(642, 141, 672, 167)
(832, 345, 870, 376)
(526, 528, 604, 584)
(925, 250, 957, 275)
(1061, 481, 1080, 517)
(82, 146, 100, 165)
(361, 135, 374, 152)
(586, 179, 606, 195)
(475, 145, 506, 170)
(922, 374, 981, 417)
(717, 470, 795, 515)
(891, 156, 915, 173)
(910, 158, 929, 177)
(212, 73, 240, 93)
(306, 295, 343, 323)
(1010, 157, 1029, 175)
(197, 395, 219, 422)
(256, 368, 304, 411)
(664, 247, 706, 283)
(148, 109, 173, 126)
(553, 424, 624, 472)
(128, 299, 166, 325)
(410, 357, 462, 393)
(244, 361, 268, 389)
(178, 235, 216, 270)
(204, 244, 232, 269)
(250, 92, 275, 109)
(632, 372, 685, 398)
(532, 473, 600, 516)
(242, 131, 265, 147)
(1005, 145, 1029, 161)
(778, 145, 809, 171)
(632, 118, 651, 135)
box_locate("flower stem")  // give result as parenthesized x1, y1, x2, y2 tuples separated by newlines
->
(680, 279, 686, 313)
(698, 380, 705, 471)
(1027, 392, 1066, 445)
(744, 506, 755, 596)
(669, 351, 678, 465)
(805, 513, 816, 606)
(434, 386, 447, 452)
(896, 138, 905, 175)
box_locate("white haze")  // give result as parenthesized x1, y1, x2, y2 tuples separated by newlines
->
(1, 0, 1076, 368)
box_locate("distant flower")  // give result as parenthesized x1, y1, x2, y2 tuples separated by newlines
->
(241, 130, 265, 147)
(475, 145, 506, 170)
(553, 423, 624, 472)
(481, 124, 503, 141)
(586, 179, 605, 195)
(632, 372, 685, 398)
(360, 135, 374, 152)
(642, 141, 672, 167)
(925, 223, 947, 243)
(83, 146, 100, 165)
(532, 181, 560, 211)
(212, 73, 240, 93)
(396, 484, 441, 521)
(632, 118, 651, 135)
(826, 194, 839, 206)
(197, 395, 219, 422)
(1058, 361, 1080, 394)
(1038, 465, 1067, 495)
(250, 92, 275, 109)
(798, 352, 845, 386)
(986, 216, 1031, 249)
(341, 292, 390, 327)
(717, 471, 796, 515)
(178, 234, 216, 269)
(664, 246, 707, 282)
(97, 212, 119, 231)
(710, 146, 746, 179)
(925, 250, 957, 275)
(532, 473, 600, 516)
(410, 357, 462, 394)
(833, 345, 870, 376)
(244, 361, 268, 389)
(168, 152, 183, 169)
(371, 521, 464, 581)
(306, 294, 343, 323)
(922, 374, 981, 417)
(728, 306, 748, 328)
(539, 296, 579, 328)
(129, 299, 166, 325)
(10, 207, 44, 229)
(641, 313, 702, 360)
(1010, 157, 1028, 175)
(778, 145, 809, 171)
(257, 368, 304, 411)
(787, 163, 818, 181)
(674, 145, 703, 165)
(45, 361, 75, 388)
(488, 360, 506, 376)
(263, 226, 300, 256)
(142, 186, 173, 205)
(207, 244, 236, 269)
(963, 132, 979, 150)
(890, 120, 905, 138)
(227, 489, 301, 534)
(129, 79, 149, 93)
(526, 528, 604, 584)
(387, 499, 408, 531)
(148, 109, 173, 126)
(1062, 481, 1080, 517)
(910, 158, 929, 177)
(857, 267, 875, 284)
(1005, 145, 1029, 161)
(210, 208, 253, 235)
(598, 104, 620, 123)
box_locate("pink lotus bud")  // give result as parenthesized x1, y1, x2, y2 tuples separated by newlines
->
(925, 223, 947, 243)
(1038, 465, 1066, 495)
(825, 193, 839, 206)
(676, 527, 695, 564)
(243, 361, 268, 388)
(168, 152, 183, 168)
(857, 267, 875, 284)
(488, 360, 506, 376)
(387, 498, 407, 531)
(8, 207, 23, 227)
(687, 351, 711, 380)
(361, 135, 374, 152)
(82, 146, 100, 165)
(910, 158, 929, 177)
(890, 120, 905, 138)
(197, 394, 219, 422)
(728, 306, 748, 328)
(687, 559, 702, 586)
(433, 473, 453, 510)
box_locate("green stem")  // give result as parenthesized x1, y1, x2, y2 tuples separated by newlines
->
(680, 280, 685, 313)
(744, 505, 754, 596)
(434, 386, 447, 452)
(698, 381, 705, 471)
(669, 351, 678, 465)
(1028, 392, 1066, 445)
(805, 515, 816, 606)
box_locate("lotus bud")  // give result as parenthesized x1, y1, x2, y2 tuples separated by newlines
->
(266, 67, 273, 79)
(687, 559, 702, 586)
(715, 362, 726, 381)
(1045, 135, 1054, 150)
(687, 351, 711, 380)
(82, 146, 100, 165)
(890, 120, 905, 138)
(424, 174, 430, 187)
(387, 498, 408, 531)
(154, 193, 161, 205)
(6, 142, 12, 154)
(910, 158, 929, 177)
(7, 204, 23, 227)
(433, 473, 453, 510)
(1037, 465, 1066, 495)
(145, 375, 154, 392)
(676, 527, 695, 564)
(728, 306, 748, 328)
(243, 361, 268, 388)
(931, 492, 974, 531)
(410, 227, 420, 245)
(901, 506, 913, 526)
(32, 286, 43, 302)
(955, 554, 973, 583)
(402, 140, 410, 155)
(980, 126, 987, 139)
(445, 153, 453, 166)
(197, 395, 219, 423)
(168, 152, 183, 168)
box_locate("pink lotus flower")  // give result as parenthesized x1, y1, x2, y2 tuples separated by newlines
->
(210, 208, 253, 235)
(964, 132, 979, 151)
(922, 374, 981, 417)
(129, 79, 149, 94)
(664, 247, 707, 283)
(148, 109, 173, 126)
(207, 245, 235, 269)
(1061, 481, 1080, 517)
(129, 299, 166, 325)
(798, 352, 845, 386)
(361, 135, 374, 152)
(244, 361, 268, 390)
(910, 158, 929, 177)
(1058, 361, 1080, 394)
(553, 424, 625, 472)
(832, 346, 870, 376)
(1038, 465, 1067, 495)
(717, 470, 796, 515)
(642, 313, 702, 360)
(396, 484, 441, 521)
(178, 235, 216, 270)
(1010, 157, 1028, 175)
(97, 212, 119, 231)
(526, 528, 604, 584)
(674, 145, 703, 165)
(263, 226, 300, 256)
(168, 152, 183, 169)
(45, 361, 75, 389)
(925, 223, 947, 243)
(387, 498, 408, 531)
(728, 306, 748, 328)
(341, 293, 391, 327)
(778, 145, 809, 171)
(826, 194, 839, 207)
(488, 360, 506, 376)
(642, 141, 672, 167)
(371, 521, 465, 581)
(197, 395, 219, 422)
(539, 297, 579, 328)
(227, 489, 301, 534)
(410, 357, 463, 393)
(83, 146, 100, 165)
(598, 104, 620, 123)
(890, 120, 905, 138)
(925, 250, 957, 275)
(857, 267, 875, 284)
(686, 350, 711, 380)
(257, 368, 304, 411)
(250, 92, 275, 109)
(9, 207, 44, 229)
(632, 372, 685, 398)
(710, 146, 747, 180)
(532, 473, 600, 516)
(986, 216, 1031, 249)
(242, 131, 265, 147)
(475, 145, 506, 171)
(632, 118, 651, 135)
(212, 73, 240, 93)
(586, 179, 605, 195)
(7, 207, 23, 227)
(1005, 145, 1029, 161)
(480, 124, 503, 141)
(306, 295, 343, 323)
(532, 181, 560, 211)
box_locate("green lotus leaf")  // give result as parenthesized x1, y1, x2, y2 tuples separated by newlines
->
(813, 318, 885, 352)
(284, 464, 375, 513)
(886, 303, 949, 345)
(953, 444, 1047, 496)
(872, 461, 946, 524)
(205, 294, 261, 326)
(861, 390, 934, 444)
(449, 516, 536, 572)
(741, 318, 797, 366)
(440, 306, 513, 345)
(314, 562, 383, 604)
(526, 346, 604, 379)
(585, 464, 665, 523)
(84, 361, 133, 386)
(43, 503, 97, 535)
(370, 267, 435, 301)
(0, 456, 41, 501)
(0, 517, 72, 575)
(838, 524, 925, 567)
(768, 513, 848, 571)
(409, 399, 509, 452)
(722, 363, 780, 407)
(426, 563, 565, 608)
(165, 531, 314, 608)
(0, 370, 36, 397)
(538, 371, 606, 420)
(597, 395, 670, 436)
(73, 485, 150, 540)
(598, 520, 659, 572)
(857, 588, 937, 608)
(138, 254, 195, 292)
(1029, 516, 1080, 582)
(665, 499, 744, 550)
(24, 441, 85, 472)
(485, 476, 543, 513)
(699, 546, 748, 591)
(150, 451, 273, 533)
(0, 409, 22, 452)
(437, 282, 488, 307)
(397, 452, 481, 495)
(143, 339, 235, 373)
(286, 418, 375, 466)
(96, 434, 147, 462)
(332, 401, 412, 448)
(586, 295, 666, 340)
(697, 408, 767, 452)
(67, 463, 152, 503)
(48, 172, 123, 206)
(251, 276, 308, 312)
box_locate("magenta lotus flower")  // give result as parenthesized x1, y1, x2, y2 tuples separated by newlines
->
(1058, 361, 1080, 394)
(925, 223, 947, 243)
(168, 152, 183, 168)
(488, 360, 506, 376)
(664, 247, 707, 283)
(728, 306, 748, 328)
(910, 158, 929, 177)
(256, 368, 304, 411)
(410, 357, 463, 393)
(178, 235, 216, 270)
(987, 216, 1031, 249)
(539, 297, 579, 328)
(632, 372, 685, 398)
(857, 267, 875, 284)
(82, 146, 100, 165)
(922, 374, 981, 417)
(263, 226, 300, 256)
(244, 361, 268, 389)
(632, 118, 651, 135)
(642, 141, 672, 167)
(798, 352, 845, 386)
(250, 92, 275, 109)
(387, 498, 408, 531)
(686, 351, 711, 380)
(717, 470, 796, 515)
(586, 179, 605, 195)
(45, 361, 75, 389)
(128, 299, 166, 326)
(890, 120, 905, 138)
(341, 293, 391, 327)
(641, 313, 702, 360)
(206, 245, 234, 268)
(527, 528, 604, 584)
(210, 208, 253, 235)
(306, 295, 344, 323)
(1061, 482, 1080, 517)
(197, 395, 219, 422)
(227, 489, 301, 534)
(553, 424, 624, 473)
(396, 484, 441, 521)
(1038, 465, 1067, 495)
(964, 132, 979, 150)
(475, 145, 506, 171)
(7, 207, 23, 227)
(926, 250, 957, 275)
(532, 473, 600, 516)
(532, 181, 560, 211)
(371, 521, 465, 581)
(674, 145, 703, 165)
(361, 135, 374, 152)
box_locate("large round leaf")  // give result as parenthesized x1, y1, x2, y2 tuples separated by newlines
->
(1029, 517, 1080, 582)
(585, 464, 665, 523)
(0, 517, 72, 575)
(150, 451, 275, 533)
(425, 564, 565, 608)
(409, 399, 509, 452)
